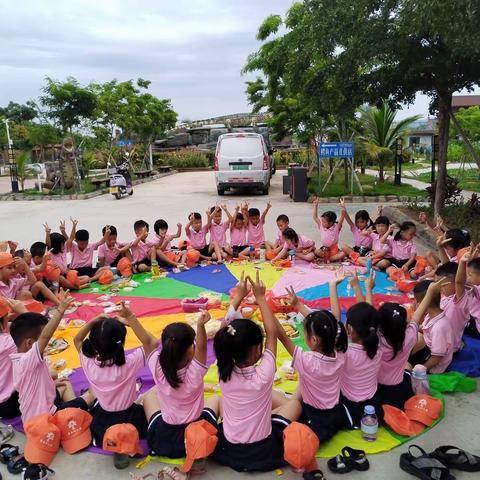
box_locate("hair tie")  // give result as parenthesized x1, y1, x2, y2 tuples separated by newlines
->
(392, 309, 400, 317)
(168, 336, 176, 343)
(116, 340, 122, 345)
(227, 325, 236, 336)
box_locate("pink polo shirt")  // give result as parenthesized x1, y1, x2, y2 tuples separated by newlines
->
(292, 346, 344, 409)
(378, 322, 418, 385)
(319, 224, 341, 248)
(0, 333, 17, 403)
(422, 311, 454, 373)
(80, 348, 144, 412)
(440, 293, 470, 352)
(340, 343, 381, 402)
(98, 243, 123, 266)
(390, 239, 417, 260)
(187, 226, 208, 250)
(0, 277, 26, 299)
(468, 286, 480, 331)
(220, 349, 276, 444)
(351, 226, 373, 248)
(151, 233, 172, 252)
(68, 242, 100, 269)
(11, 342, 57, 422)
(247, 220, 265, 247)
(51, 251, 68, 274)
(130, 239, 151, 264)
(209, 221, 229, 248)
(371, 233, 392, 256)
(275, 230, 285, 247)
(148, 351, 207, 425)
(284, 235, 315, 253)
(230, 226, 247, 247)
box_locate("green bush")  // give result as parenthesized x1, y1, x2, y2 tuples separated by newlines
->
(154, 149, 211, 168)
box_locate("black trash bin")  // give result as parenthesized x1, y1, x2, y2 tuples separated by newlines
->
(291, 166, 308, 202)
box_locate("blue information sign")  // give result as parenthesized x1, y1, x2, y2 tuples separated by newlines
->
(319, 142, 354, 158)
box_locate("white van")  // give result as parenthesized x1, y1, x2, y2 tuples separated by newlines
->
(214, 133, 271, 195)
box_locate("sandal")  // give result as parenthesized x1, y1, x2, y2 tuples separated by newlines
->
(303, 470, 327, 479)
(8, 454, 29, 475)
(327, 447, 369, 474)
(400, 445, 455, 480)
(114, 453, 130, 470)
(23, 464, 55, 479)
(431, 446, 480, 472)
(0, 443, 19, 464)
(0, 425, 15, 443)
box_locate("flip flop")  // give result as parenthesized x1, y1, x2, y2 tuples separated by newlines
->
(23, 463, 55, 479)
(431, 446, 480, 472)
(0, 425, 14, 443)
(327, 447, 369, 474)
(400, 445, 455, 480)
(303, 470, 327, 479)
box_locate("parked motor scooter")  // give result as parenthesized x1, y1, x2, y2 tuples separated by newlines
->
(108, 155, 133, 199)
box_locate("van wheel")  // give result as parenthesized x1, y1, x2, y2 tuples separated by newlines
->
(261, 186, 269, 195)
(129, 189, 133, 195)
(217, 187, 225, 196)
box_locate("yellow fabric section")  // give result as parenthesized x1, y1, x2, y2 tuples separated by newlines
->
(226, 262, 285, 289)
(48, 309, 226, 369)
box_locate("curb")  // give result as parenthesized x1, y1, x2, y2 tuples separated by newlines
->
(0, 171, 176, 201)
(308, 195, 427, 204)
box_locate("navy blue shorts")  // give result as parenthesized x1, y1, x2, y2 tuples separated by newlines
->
(0, 391, 20, 419)
(147, 408, 217, 458)
(213, 414, 290, 472)
(409, 345, 431, 366)
(197, 245, 211, 257)
(377, 371, 414, 410)
(54, 389, 89, 413)
(301, 401, 348, 442)
(340, 392, 383, 428)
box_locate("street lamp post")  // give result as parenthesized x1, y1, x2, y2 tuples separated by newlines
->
(431, 134, 439, 185)
(394, 137, 403, 186)
(3, 119, 19, 193)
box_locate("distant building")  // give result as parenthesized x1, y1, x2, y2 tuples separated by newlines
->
(452, 95, 480, 113)
(406, 117, 437, 152)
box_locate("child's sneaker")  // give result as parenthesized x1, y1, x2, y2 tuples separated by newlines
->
(23, 464, 54, 480)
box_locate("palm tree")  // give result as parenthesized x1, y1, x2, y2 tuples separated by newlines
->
(357, 101, 421, 181)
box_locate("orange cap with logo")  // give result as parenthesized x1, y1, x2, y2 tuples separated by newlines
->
(54, 407, 93, 454)
(24, 414, 61, 466)
(98, 270, 114, 285)
(0, 252, 14, 268)
(181, 419, 218, 473)
(117, 258, 133, 278)
(382, 404, 425, 436)
(405, 395, 442, 427)
(103, 423, 143, 456)
(283, 422, 319, 471)
(66, 270, 81, 289)
(186, 249, 200, 267)
(45, 261, 61, 282)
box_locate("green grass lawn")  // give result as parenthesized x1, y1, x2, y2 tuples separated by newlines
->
(21, 180, 98, 196)
(308, 172, 424, 197)
(408, 168, 480, 191)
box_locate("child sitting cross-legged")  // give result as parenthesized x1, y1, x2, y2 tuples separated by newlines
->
(9, 294, 95, 423)
(266, 214, 290, 261)
(243, 201, 272, 251)
(340, 200, 374, 262)
(457, 244, 480, 336)
(271, 228, 315, 263)
(229, 205, 250, 259)
(152, 219, 187, 267)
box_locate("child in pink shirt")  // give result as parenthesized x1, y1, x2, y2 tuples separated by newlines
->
(377, 303, 417, 409)
(272, 228, 315, 263)
(356, 215, 393, 270)
(458, 251, 480, 336)
(125, 220, 155, 273)
(151, 219, 186, 267)
(340, 200, 374, 262)
(186, 212, 211, 261)
(9, 296, 94, 423)
(266, 214, 290, 260)
(243, 202, 271, 248)
(128, 309, 218, 459)
(212, 273, 301, 472)
(229, 206, 249, 258)
(73, 306, 148, 447)
(383, 221, 417, 275)
(330, 275, 382, 427)
(409, 279, 455, 373)
(312, 199, 346, 263)
(206, 206, 232, 261)
(97, 225, 127, 268)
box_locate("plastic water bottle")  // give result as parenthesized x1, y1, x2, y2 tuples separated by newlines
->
(288, 249, 296, 265)
(259, 244, 266, 262)
(360, 405, 378, 441)
(366, 257, 373, 275)
(411, 365, 431, 395)
(151, 260, 160, 277)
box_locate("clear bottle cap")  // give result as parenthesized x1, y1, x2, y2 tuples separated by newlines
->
(364, 405, 375, 415)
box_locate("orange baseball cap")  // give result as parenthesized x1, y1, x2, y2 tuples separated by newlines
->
(24, 414, 61, 466)
(382, 404, 425, 436)
(54, 408, 93, 454)
(0, 297, 12, 318)
(98, 270, 114, 285)
(103, 423, 143, 456)
(0, 252, 14, 268)
(117, 258, 133, 278)
(283, 422, 319, 471)
(45, 262, 61, 282)
(178, 240, 190, 250)
(389, 268, 409, 282)
(186, 249, 200, 267)
(457, 247, 470, 261)
(67, 270, 81, 289)
(181, 420, 218, 473)
(405, 395, 442, 427)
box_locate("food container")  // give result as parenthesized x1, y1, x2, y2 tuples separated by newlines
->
(181, 297, 209, 313)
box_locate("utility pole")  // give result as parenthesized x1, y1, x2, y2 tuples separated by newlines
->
(3, 119, 19, 193)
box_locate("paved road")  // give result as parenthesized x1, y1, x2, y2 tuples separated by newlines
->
(1, 171, 478, 480)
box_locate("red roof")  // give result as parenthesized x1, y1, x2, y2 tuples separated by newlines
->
(452, 95, 480, 108)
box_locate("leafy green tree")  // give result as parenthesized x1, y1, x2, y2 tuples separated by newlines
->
(357, 102, 421, 181)
(246, 0, 480, 214)
(40, 77, 97, 133)
(0, 101, 37, 123)
(451, 107, 480, 142)
(28, 123, 62, 161)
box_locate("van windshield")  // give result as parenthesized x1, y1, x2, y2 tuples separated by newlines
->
(220, 137, 263, 157)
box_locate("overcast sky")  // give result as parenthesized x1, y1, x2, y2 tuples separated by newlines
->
(0, 0, 478, 122)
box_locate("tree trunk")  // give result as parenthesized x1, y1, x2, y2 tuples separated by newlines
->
(344, 159, 349, 188)
(434, 92, 452, 216)
(379, 158, 384, 182)
(449, 110, 480, 169)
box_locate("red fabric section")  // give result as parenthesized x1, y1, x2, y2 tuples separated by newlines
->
(306, 293, 410, 310)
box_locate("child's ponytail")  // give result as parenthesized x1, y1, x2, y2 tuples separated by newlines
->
(346, 302, 379, 359)
(378, 302, 407, 359)
(159, 323, 195, 389)
(214, 319, 264, 383)
(304, 310, 347, 356)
